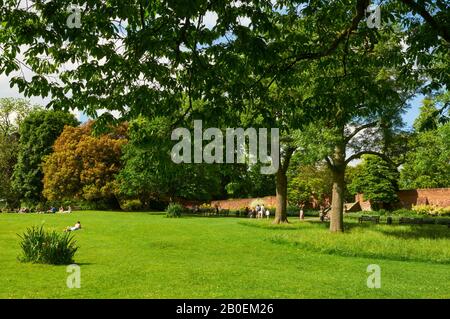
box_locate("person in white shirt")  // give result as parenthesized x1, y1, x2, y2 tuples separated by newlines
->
(65, 221, 81, 232)
(260, 204, 266, 219)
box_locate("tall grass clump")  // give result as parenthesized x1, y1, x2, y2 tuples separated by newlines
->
(166, 203, 184, 218)
(18, 226, 78, 265)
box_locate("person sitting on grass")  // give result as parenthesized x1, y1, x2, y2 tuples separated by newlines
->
(64, 221, 81, 232)
(59, 206, 64, 213)
(47, 206, 57, 214)
(63, 206, 72, 213)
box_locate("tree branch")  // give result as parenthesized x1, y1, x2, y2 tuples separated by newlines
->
(345, 150, 395, 166)
(253, 0, 370, 90)
(344, 121, 378, 144)
(281, 146, 296, 173)
(325, 156, 334, 169)
(400, 0, 450, 43)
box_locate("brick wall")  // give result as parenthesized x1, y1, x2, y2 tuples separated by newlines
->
(397, 188, 450, 208)
(210, 196, 277, 210)
(208, 188, 450, 212)
(356, 188, 450, 210)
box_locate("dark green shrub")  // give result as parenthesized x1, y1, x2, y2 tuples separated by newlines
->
(35, 202, 46, 212)
(377, 209, 388, 216)
(391, 208, 414, 216)
(304, 209, 319, 217)
(18, 226, 78, 265)
(166, 203, 184, 218)
(121, 199, 143, 211)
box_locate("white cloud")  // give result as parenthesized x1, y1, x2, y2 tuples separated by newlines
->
(237, 16, 251, 27)
(204, 11, 218, 29)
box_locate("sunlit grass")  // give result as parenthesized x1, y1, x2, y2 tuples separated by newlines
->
(241, 219, 450, 264)
(0, 211, 449, 298)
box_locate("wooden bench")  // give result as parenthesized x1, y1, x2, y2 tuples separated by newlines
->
(358, 215, 380, 224)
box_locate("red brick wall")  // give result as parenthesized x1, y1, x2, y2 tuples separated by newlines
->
(210, 196, 277, 210)
(355, 193, 372, 211)
(397, 188, 450, 208)
(208, 188, 450, 212)
(356, 188, 450, 210)
(209, 194, 330, 211)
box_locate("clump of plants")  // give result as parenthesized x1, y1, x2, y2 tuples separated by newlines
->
(412, 205, 450, 217)
(166, 203, 184, 218)
(120, 199, 143, 211)
(18, 225, 78, 265)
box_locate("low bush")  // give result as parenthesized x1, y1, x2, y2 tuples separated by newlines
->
(121, 199, 143, 211)
(390, 208, 414, 216)
(18, 225, 78, 265)
(412, 205, 450, 217)
(166, 203, 184, 218)
(34, 202, 46, 212)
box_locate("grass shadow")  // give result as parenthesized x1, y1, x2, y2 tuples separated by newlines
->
(379, 224, 450, 240)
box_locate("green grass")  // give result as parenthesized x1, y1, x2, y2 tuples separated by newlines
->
(1, 211, 449, 298)
(243, 220, 450, 264)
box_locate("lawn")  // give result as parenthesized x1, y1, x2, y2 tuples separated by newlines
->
(0, 211, 449, 298)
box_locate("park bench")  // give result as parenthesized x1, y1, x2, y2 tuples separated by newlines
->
(358, 215, 380, 224)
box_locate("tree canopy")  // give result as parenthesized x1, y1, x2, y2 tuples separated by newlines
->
(12, 110, 78, 204)
(42, 121, 127, 207)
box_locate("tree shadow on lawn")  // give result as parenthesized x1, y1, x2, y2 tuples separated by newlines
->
(307, 220, 450, 239)
(378, 225, 450, 240)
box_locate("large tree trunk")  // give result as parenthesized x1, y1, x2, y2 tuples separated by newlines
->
(273, 168, 288, 224)
(330, 143, 346, 232)
(330, 167, 345, 232)
(273, 146, 295, 224)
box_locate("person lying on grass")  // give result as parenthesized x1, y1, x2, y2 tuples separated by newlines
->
(64, 221, 81, 232)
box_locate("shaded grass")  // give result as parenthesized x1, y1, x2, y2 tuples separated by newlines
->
(0, 212, 449, 298)
(239, 219, 450, 264)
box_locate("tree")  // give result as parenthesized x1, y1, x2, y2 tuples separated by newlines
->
(287, 153, 333, 207)
(223, 163, 275, 199)
(400, 121, 450, 189)
(117, 116, 222, 205)
(0, 98, 34, 207)
(42, 121, 127, 207)
(348, 155, 400, 209)
(12, 110, 78, 204)
(414, 94, 450, 132)
(414, 98, 440, 132)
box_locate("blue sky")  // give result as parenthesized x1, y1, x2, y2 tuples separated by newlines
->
(403, 94, 423, 130)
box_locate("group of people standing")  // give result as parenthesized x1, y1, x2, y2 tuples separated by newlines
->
(247, 204, 270, 219)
